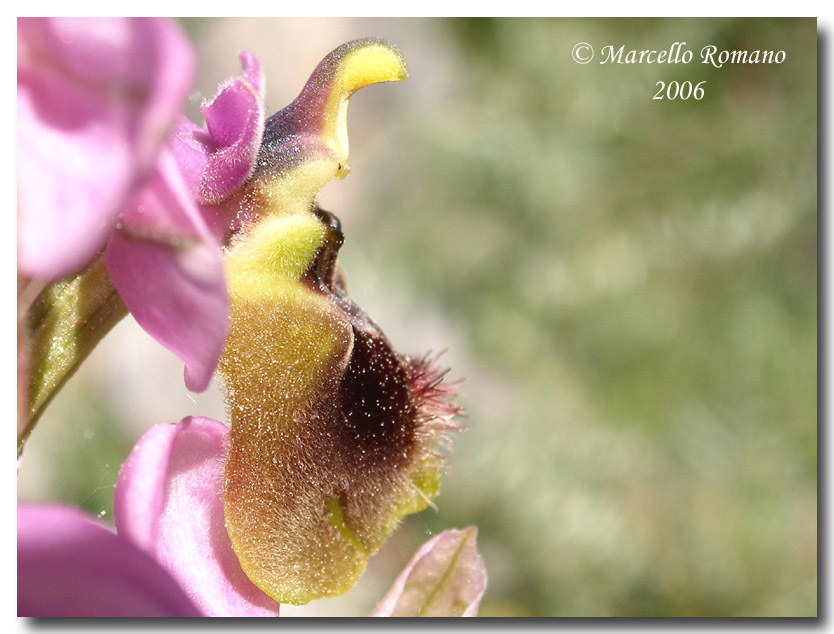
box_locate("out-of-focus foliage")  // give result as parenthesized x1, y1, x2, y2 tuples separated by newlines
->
(348, 18, 817, 617)
(19, 18, 816, 617)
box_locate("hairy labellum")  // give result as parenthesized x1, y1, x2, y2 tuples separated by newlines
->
(216, 40, 460, 605)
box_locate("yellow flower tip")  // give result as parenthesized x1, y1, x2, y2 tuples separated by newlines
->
(248, 39, 407, 219)
(315, 38, 408, 163)
(323, 37, 409, 97)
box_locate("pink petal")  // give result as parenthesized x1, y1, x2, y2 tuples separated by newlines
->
(114, 417, 280, 617)
(105, 148, 229, 393)
(170, 117, 213, 204)
(240, 51, 264, 98)
(370, 527, 488, 617)
(17, 17, 194, 281)
(18, 504, 202, 617)
(172, 51, 264, 206)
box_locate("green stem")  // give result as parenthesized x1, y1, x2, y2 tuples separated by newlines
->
(18, 252, 128, 456)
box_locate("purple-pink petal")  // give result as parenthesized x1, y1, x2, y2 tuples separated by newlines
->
(170, 117, 213, 207)
(370, 527, 488, 617)
(18, 504, 202, 617)
(240, 51, 264, 97)
(172, 51, 265, 206)
(105, 149, 229, 393)
(114, 416, 280, 617)
(17, 17, 194, 281)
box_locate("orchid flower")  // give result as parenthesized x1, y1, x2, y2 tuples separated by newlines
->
(18, 27, 488, 617)
(211, 38, 477, 606)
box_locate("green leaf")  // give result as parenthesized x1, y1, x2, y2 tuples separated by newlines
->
(19, 252, 127, 454)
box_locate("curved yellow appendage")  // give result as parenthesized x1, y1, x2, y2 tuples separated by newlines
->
(316, 39, 409, 169)
(246, 38, 408, 219)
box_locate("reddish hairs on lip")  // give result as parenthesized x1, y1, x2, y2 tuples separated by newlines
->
(403, 352, 465, 451)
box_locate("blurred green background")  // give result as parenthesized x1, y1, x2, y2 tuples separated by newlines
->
(18, 18, 817, 617)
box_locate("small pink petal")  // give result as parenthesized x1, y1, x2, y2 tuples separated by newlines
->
(197, 51, 265, 205)
(240, 51, 264, 98)
(106, 148, 229, 393)
(170, 52, 264, 208)
(114, 417, 280, 617)
(170, 116, 213, 203)
(17, 18, 194, 281)
(370, 527, 488, 617)
(18, 504, 201, 617)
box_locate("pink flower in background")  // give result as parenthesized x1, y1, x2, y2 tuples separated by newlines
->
(105, 50, 265, 392)
(18, 18, 267, 392)
(112, 417, 280, 616)
(17, 17, 193, 281)
(17, 417, 487, 617)
(17, 505, 202, 617)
